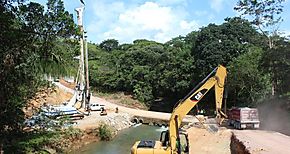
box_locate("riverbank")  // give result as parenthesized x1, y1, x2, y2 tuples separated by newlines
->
(31, 112, 135, 153)
(21, 84, 136, 153)
(74, 110, 134, 131)
(65, 111, 135, 153)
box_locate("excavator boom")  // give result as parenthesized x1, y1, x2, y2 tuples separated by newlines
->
(169, 65, 227, 152)
(131, 65, 227, 154)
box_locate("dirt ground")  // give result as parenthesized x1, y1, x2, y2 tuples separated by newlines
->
(233, 130, 290, 154)
(24, 86, 72, 117)
(187, 126, 232, 154)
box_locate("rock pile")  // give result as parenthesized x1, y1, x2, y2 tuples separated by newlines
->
(99, 113, 134, 132)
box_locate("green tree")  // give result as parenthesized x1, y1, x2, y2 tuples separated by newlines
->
(159, 41, 195, 97)
(261, 38, 290, 96)
(193, 17, 260, 79)
(19, 0, 77, 76)
(0, 0, 77, 150)
(235, 0, 285, 48)
(119, 40, 165, 102)
(40, 0, 76, 76)
(227, 46, 271, 106)
(1, 0, 38, 138)
(235, 0, 286, 96)
(90, 39, 166, 102)
(99, 39, 119, 52)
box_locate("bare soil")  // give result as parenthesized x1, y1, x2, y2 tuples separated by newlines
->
(24, 86, 72, 117)
(233, 130, 290, 154)
(187, 126, 232, 154)
(94, 92, 148, 110)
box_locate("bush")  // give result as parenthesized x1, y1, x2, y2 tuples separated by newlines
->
(63, 127, 83, 139)
(8, 127, 84, 153)
(98, 124, 113, 141)
(11, 131, 61, 153)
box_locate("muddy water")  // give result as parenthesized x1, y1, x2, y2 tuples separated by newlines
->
(77, 125, 167, 154)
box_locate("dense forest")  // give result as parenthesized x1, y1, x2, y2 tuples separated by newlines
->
(89, 17, 289, 110)
(0, 0, 289, 152)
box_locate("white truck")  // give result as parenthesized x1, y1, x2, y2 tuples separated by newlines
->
(90, 103, 105, 111)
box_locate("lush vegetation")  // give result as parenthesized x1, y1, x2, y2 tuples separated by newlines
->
(89, 17, 289, 110)
(6, 127, 83, 153)
(0, 0, 78, 151)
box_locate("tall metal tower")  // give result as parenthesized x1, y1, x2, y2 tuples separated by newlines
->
(74, 5, 90, 111)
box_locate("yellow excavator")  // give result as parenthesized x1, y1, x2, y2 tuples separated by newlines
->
(131, 65, 227, 154)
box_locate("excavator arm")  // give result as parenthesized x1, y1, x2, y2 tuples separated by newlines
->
(169, 65, 227, 153)
(130, 65, 227, 154)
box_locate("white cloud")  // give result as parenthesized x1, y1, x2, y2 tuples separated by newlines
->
(119, 2, 173, 31)
(210, 0, 225, 13)
(86, 0, 127, 43)
(101, 2, 200, 43)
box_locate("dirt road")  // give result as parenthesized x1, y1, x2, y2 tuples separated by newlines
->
(90, 95, 197, 122)
(233, 130, 290, 154)
(54, 82, 198, 124)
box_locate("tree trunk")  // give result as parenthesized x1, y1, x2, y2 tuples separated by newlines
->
(271, 82, 275, 96)
(268, 37, 276, 96)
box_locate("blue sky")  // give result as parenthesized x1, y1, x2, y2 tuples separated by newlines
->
(32, 0, 290, 44)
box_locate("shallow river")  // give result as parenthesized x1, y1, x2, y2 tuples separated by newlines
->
(78, 125, 167, 154)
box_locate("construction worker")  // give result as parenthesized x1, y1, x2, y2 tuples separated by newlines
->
(100, 107, 107, 116)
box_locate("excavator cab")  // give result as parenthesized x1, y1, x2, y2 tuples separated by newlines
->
(160, 130, 189, 154)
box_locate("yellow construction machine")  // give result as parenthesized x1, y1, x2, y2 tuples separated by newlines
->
(131, 65, 227, 154)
